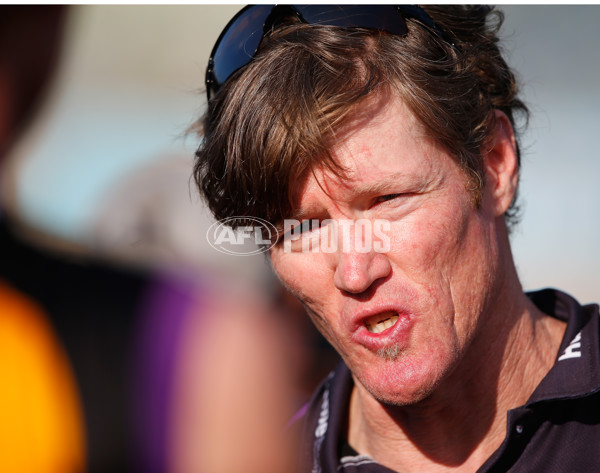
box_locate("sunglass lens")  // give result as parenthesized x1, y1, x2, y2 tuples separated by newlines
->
(211, 5, 273, 92)
(294, 5, 407, 36)
(208, 5, 411, 100)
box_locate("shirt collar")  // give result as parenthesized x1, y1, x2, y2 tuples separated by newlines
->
(526, 288, 600, 405)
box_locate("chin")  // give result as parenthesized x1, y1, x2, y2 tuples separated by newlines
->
(352, 348, 456, 407)
(362, 377, 439, 408)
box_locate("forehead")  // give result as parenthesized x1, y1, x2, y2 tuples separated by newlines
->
(291, 95, 445, 207)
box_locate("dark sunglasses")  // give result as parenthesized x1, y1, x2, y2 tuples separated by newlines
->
(205, 4, 450, 102)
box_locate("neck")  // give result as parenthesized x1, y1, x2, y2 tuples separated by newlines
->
(348, 271, 565, 473)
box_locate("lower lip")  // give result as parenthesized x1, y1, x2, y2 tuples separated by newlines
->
(351, 313, 414, 351)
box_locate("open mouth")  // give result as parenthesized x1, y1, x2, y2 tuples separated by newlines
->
(366, 311, 399, 334)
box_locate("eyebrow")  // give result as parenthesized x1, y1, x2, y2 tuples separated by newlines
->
(337, 170, 415, 200)
(351, 172, 408, 195)
(290, 206, 327, 223)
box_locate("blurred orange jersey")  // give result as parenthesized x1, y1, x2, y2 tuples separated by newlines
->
(0, 280, 86, 473)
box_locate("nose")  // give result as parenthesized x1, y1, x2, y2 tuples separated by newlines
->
(333, 251, 391, 294)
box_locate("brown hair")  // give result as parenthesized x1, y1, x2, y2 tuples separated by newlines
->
(193, 5, 528, 230)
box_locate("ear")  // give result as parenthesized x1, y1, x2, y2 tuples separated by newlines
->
(483, 110, 519, 217)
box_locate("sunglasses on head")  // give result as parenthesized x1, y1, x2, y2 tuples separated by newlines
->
(205, 4, 450, 102)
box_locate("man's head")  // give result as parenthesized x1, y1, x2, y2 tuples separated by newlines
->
(194, 5, 527, 231)
(194, 5, 527, 405)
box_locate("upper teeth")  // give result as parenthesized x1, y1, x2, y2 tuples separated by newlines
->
(367, 314, 399, 334)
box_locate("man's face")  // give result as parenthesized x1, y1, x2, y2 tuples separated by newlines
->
(270, 96, 505, 406)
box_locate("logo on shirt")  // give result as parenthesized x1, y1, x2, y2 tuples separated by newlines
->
(312, 387, 330, 473)
(558, 331, 582, 361)
(315, 388, 329, 439)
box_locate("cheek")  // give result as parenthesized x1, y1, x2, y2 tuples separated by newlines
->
(388, 192, 494, 332)
(388, 198, 471, 282)
(430, 207, 497, 340)
(270, 250, 333, 313)
(271, 250, 348, 354)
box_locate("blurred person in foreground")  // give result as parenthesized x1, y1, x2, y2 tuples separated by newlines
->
(0, 6, 85, 472)
(194, 5, 600, 472)
(1, 6, 298, 473)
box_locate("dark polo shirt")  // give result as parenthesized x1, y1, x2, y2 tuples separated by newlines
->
(295, 289, 600, 472)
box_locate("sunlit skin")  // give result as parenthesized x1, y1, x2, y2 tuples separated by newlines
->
(270, 95, 566, 472)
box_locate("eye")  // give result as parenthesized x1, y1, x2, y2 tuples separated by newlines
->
(376, 193, 403, 203)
